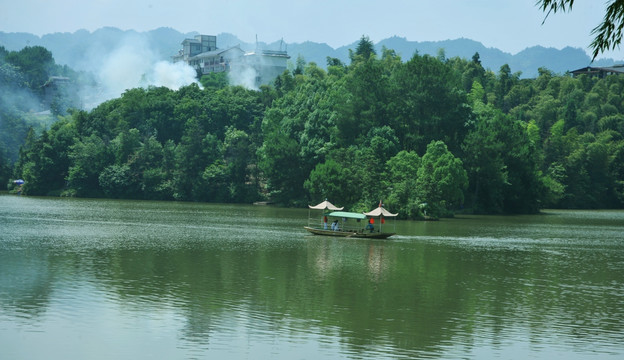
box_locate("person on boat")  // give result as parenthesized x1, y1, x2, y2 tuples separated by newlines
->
(331, 220, 339, 231)
(366, 219, 374, 232)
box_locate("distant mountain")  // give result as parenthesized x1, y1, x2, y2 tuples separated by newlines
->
(376, 36, 508, 64)
(291, 37, 620, 77)
(366, 36, 616, 77)
(1, 28, 622, 78)
(287, 41, 338, 67)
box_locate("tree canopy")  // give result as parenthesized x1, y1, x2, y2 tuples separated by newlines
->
(5, 41, 624, 218)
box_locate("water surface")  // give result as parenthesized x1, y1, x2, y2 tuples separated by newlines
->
(1, 196, 623, 359)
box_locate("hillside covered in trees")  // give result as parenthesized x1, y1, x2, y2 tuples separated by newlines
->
(0, 45, 87, 184)
(4, 37, 624, 218)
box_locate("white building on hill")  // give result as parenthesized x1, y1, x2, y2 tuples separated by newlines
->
(173, 35, 289, 87)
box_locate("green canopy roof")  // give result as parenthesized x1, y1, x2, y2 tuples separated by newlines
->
(327, 211, 366, 220)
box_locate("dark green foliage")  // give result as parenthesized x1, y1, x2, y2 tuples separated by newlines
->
(13, 118, 78, 195)
(388, 53, 471, 154)
(384, 150, 421, 218)
(349, 35, 377, 63)
(417, 141, 468, 216)
(5, 46, 54, 94)
(6, 41, 624, 215)
(304, 158, 350, 205)
(0, 144, 11, 188)
(11, 83, 269, 202)
(200, 72, 229, 90)
(258, 126, 305, 205)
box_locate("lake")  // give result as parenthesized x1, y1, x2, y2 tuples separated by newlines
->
(1, 195, 623, 359)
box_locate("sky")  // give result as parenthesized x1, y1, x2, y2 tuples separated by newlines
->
(2, 0, 623, 60)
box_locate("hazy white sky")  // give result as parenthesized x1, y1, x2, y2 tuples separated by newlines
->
(2, 0, 623, 59)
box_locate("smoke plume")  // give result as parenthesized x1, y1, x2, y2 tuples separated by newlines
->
(228, 66, 259, 91)
(80, 34, 199, 109)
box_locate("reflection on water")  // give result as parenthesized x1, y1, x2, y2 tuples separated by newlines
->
(1, 195, 623, 359)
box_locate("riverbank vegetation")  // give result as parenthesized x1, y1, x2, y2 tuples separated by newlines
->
(3, 38, 624, 217)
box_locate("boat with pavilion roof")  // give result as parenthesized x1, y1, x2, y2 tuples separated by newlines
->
(304, 200, 398, 239)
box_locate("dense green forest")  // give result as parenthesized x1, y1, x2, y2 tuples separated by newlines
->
(3, 37, 624, 217)
(0, 45, 85, 185)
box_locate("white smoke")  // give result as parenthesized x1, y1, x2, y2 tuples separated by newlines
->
(149, 61, 198, 90)
(80, 34, 200, 109)
(227, 65, 259, 91)
(97, 36, 152, 100)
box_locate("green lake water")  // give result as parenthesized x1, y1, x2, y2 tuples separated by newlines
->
(1, 195, 623, 359)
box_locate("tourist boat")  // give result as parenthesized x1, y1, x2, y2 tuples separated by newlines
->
(304, 200, 398, 239)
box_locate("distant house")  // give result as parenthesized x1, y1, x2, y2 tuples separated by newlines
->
(243, 49, 292, 85)
(570, 65, 624, 78)
(187, 46, 245, 74)
(173, 35, 289, 87)
(41, 76, 71, 109)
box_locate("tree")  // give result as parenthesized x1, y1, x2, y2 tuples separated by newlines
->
(389, 53, 471, 154)
(5, 46, 55, 92)
(12, 117, 78, 196)
(136, 136, 170, 200)
(0, 145, 10, 188)
(304, 159, 350, 204)
(172, 118, 218, 201)
(200, 72, 228, 90)
(538, 0, 624, 59)
(293, 55, 306, 75)
(66, 134, 112, 197)
(384, 150, 421, 219)
(610, 140, 624, 206)
(298, 73, 339, 173)
(530, 94, 560, 140)
(258, 129, 304, 205)
(172, 94, 206, 143)
(336, 53, 390, 145)
(463, 95, 544, 214)
(349, 35, 377, 63)
(99, 164, 136, 198)
(417, 141, 468, 217)
(495, 64, 520, 111)
(205, 86, 265, 140)
(304, 147, 362, 208)
(462, 108, 508, 213)
(326, 56, 345, 68)
(223, 127, 254, 202)
(458, 52, 486, 93)
(365, 125, 399, 164)
(111, 128, 141, 164)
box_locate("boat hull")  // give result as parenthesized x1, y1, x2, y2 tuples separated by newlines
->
(304, 226, 394, 239)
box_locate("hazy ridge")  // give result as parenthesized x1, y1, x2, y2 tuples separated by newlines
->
(0, 27, 621, 78)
